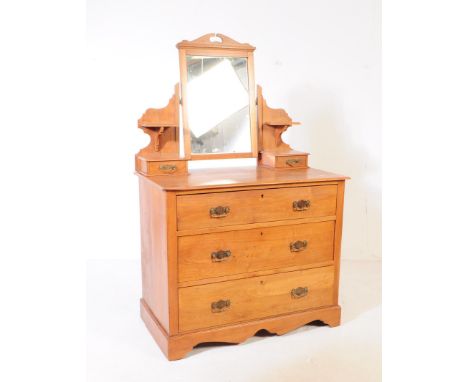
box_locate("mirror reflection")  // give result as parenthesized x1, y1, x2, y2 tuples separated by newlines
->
(186, 55, 251, 154)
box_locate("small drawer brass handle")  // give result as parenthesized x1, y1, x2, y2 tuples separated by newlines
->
(211, 250, 232, 262)
(159, 164, 177, 173)
(291, 286, 308, 299)
(292, 199, 311, 211)
(211, 299, 231, 313)
(210, 206, 230, 218)
(290, 240, 308, 252)
(286, 159, 300, 166)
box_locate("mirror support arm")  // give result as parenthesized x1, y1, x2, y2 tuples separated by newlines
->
(135, 84, 188, 176)
(257, 85, 309, 169)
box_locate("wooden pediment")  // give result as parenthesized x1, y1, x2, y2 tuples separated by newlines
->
(176, 33, 255, 51)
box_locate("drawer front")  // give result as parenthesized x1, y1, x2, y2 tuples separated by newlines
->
(146, 160, 187, 176)
(276, 155, 308, 169)
(178, 266, 335, 332)
(178, 221, 335, 283)
(177, 185, 337, 231)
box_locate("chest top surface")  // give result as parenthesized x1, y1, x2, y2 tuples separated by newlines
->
(139, 165, 348, 191)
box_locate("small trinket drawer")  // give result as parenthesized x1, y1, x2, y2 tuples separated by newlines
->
(138, 167, 347, 360)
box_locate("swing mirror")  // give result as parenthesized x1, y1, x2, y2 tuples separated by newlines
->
(177, 34, 257, 159)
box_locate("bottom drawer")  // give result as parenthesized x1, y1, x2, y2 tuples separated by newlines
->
(178, 266, 335, 332)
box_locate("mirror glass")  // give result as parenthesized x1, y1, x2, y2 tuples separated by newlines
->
(185, 55, 251, 155)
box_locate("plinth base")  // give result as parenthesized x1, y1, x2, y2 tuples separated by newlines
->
(141, 298, 341, 361)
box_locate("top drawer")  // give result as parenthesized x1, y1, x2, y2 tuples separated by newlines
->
(177, 185, 337, 231)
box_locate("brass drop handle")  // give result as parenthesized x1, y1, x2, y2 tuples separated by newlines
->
(159, 164, 177, 173)
(211, 250, 232, 262)
(211, 299, 231, 313)
(290, 240, 308, 252)
(286, 159, 300, 166)
(210, 206, 230, 218)
(291, 286, 308, 299)
(292, 199, 310, 211)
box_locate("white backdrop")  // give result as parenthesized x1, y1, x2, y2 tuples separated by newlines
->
(86, 0, 381, 260)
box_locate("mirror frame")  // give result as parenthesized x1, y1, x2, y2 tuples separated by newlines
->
(177, 34, 258, 160)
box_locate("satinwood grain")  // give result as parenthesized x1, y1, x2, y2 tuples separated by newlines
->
(138, 166, 348, 360)
(138, 178, 170, 332)
(141, 298, 341, 360)
(137, 34, 349, 361)
(178, 266, 335, 332)
(333, 181, 346, 304)
(178, 220, 335, 282)
(141, 166, 348, 191)
(176, 185, 338, 231)
(145, 160, 188, 176)
(275, 154, 309, 169)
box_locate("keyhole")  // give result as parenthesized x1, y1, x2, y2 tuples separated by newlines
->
(260, 231, 263, 236)
(261, 194, 264, 198)
(260, 280, 264, 285)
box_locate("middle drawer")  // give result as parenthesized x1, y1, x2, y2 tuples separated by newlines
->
(178, 220, 335, 283)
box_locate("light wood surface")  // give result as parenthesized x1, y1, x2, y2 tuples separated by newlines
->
(275, 155, 308, 168)
(257, 83, 300, 153)
(166, 192, 179, 334)
(178, 220, 335, 282)
(261, 151, 309, 169)
(138, 84, 179, 129)
(135, 84, 188, 175)
(257, 85, 310, 168)
(333, 181, 346, 304)
(176, 33, 256, 51)
(141, 166, 348, 191)
(138, 178, 170, 332)
(178, 266, 335, 332)
(138, 175, 347, 359)
(257, 85, 294, 127)
(176, 215, 336, 237)
(176, 184, 337, 230)
(137, 34, 349, 361)
(136, 83, 180, 157)
(144, 160, 188, 176)
(178, 261, 335, 288)
(247, 50, 258, 157)
(141, 298, 341, 361)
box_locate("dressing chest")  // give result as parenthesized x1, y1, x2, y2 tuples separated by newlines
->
(136, 34, 348, 360)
